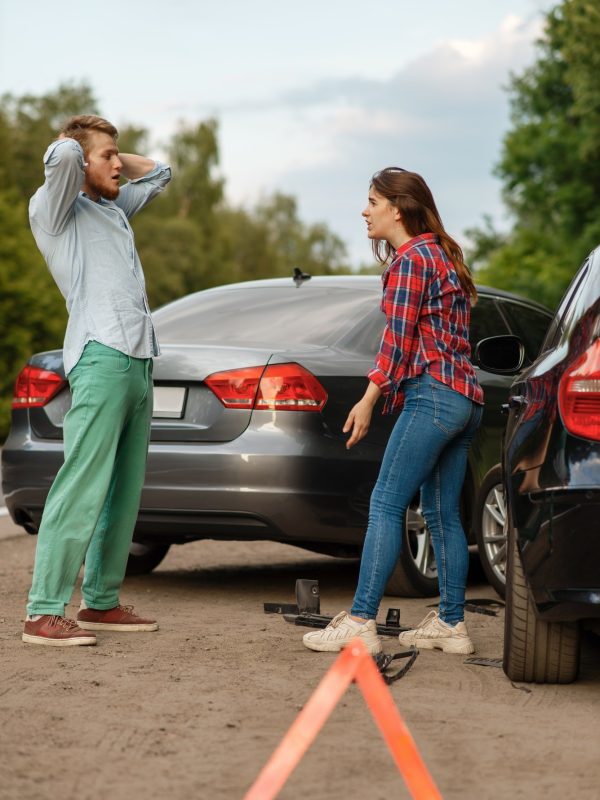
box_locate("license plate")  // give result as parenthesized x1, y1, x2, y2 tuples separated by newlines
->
(153, 386, 187, 418)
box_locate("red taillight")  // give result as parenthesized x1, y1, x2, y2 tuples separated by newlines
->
(558, 339, 600, 441)
(204, 366, 263, 409)
(205, 363, 328, 412)
(12, 364, 66, 409)
(255, 363, 328, 411)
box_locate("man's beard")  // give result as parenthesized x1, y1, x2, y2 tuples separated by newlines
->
(87, 174, 120, 201)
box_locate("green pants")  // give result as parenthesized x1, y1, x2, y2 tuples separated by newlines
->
(27, 342, 153, 616)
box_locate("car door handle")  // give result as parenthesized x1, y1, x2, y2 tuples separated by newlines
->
(508, 395, 527, 409)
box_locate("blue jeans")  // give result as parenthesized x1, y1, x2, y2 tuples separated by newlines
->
(351, 372, 483, 625)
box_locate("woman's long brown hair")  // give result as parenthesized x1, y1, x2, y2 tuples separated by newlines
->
(370, 167, 477, 301)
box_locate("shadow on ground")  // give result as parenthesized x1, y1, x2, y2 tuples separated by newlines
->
(127, 545, 492, 605)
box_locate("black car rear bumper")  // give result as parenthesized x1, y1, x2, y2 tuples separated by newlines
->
(516, 491, 600, 621)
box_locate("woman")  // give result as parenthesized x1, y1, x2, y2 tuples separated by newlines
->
(303, 168, 484, 656)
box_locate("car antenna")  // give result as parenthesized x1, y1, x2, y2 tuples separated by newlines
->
(293, 267, 311, 287)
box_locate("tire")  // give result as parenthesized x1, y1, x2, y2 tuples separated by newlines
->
(475, 465, 507, 598)
(503, 518, 579, 684)
(385, 505, 439, 597)
(126, 542, 171, 575)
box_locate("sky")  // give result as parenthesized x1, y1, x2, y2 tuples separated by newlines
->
(0, 0, 556, 265)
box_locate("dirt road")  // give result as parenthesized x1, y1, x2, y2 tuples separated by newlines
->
(1, 515, 599, 800)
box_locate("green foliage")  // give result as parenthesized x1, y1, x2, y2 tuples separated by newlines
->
(116, 125, 149, 156)
(469, 0, 600, 309)
(0, 82, 98, 205)
(0, 83, 96, 442)
(160, 119, 224, 226)
(0, 191, 68, 436)
(251, 193, 348, 277)
(0, 84, 351, 441)
(136, 191, 351, 308)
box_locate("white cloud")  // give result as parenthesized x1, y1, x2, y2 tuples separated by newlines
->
(215, 13, 545, 264)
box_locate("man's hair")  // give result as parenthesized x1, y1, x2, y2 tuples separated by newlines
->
(59, 115, 118, 154)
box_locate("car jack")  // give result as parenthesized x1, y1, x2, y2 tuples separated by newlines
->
(264, 580, 418, 683)
(264, 578, 410, 636)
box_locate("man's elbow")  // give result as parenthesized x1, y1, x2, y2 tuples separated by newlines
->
(45, 138, 85, 170)
(161, 165, 172, 185)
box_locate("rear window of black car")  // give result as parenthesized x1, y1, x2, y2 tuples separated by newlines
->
(154, 286, 381, 347)
(540, 258, 592, 351)
(551, 253, 600, 348)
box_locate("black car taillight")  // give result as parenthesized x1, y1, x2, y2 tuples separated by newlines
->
(558, 339, 600, 441)
(206, 363, 327, 412)
(12, 364, 66, 408)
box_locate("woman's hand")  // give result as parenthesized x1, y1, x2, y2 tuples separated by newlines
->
(343, 400, 374, 449)
(343, 381, 382, 449)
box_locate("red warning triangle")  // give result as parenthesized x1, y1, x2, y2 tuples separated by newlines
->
(244, 638, 442, 799)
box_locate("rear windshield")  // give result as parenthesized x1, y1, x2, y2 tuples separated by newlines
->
(153, 286, 380, 347)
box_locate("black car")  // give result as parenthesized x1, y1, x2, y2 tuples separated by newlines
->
(477, 246, 600, 683)
(2, 276, 552, 597)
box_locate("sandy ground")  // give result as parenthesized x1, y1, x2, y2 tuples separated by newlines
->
(1, 515, 599, 800)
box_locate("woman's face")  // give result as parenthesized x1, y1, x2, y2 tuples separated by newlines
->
(362, 187, 400, 243)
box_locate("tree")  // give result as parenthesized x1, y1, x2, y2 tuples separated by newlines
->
(131, 119, 231, 304)
(0, 84, 98, 439)
(470, 0, 600, 309)
(0, 85, 351, 440)
(252, 193, 348, 277)
(0, 192, 67, 432)
(0, 82, 98, 205)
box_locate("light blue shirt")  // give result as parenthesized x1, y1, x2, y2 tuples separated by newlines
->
(29, 138, 172, 375)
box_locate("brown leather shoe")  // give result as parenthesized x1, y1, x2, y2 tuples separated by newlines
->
(77, 604, 158, 631)
(22, 615, 97, 646)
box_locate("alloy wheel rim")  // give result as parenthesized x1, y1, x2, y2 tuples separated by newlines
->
(481, 484, 507, 585)
(406, 506, 438, 579)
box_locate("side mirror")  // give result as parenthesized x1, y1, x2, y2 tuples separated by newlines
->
(474, 335, 525, 375)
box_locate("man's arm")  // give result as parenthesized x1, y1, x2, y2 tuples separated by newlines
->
(29, 139, 85, 235)
(114, 156, 171, 219)
(119, 153, 156, 181)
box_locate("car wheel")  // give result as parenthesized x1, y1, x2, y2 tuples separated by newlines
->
(503, 518, 579, 684)
(385, 505, 439, 597)
(125, 542, 171, 575)
(475, 465, 507, 598)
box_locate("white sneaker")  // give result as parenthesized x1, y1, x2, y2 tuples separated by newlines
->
(302, 611, 382, 655)
(398, 610, 475, 655)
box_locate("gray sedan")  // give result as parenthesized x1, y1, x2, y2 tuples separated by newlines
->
(2, 275, 552, 596)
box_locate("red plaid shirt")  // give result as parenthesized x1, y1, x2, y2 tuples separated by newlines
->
(368, 233, 484, 414)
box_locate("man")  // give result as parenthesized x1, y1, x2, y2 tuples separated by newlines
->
(22, 115, 171, 646)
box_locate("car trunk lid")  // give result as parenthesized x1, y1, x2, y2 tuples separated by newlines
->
(30, 345, 278, 443)
(150, 344, 275, 442)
